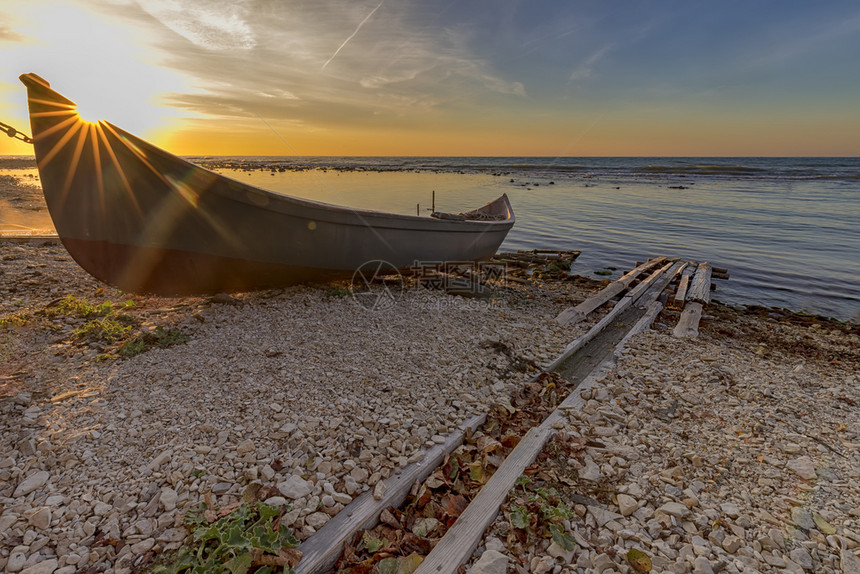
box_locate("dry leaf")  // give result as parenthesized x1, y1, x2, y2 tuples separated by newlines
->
(627, 548, 652, 573)
(398, 552, 424, 574)
(813, 512, 837, 535)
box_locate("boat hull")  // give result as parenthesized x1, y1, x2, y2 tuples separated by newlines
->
(20, 73, 515, 295)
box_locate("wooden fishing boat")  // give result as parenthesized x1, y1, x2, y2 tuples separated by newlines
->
(19, 73, 515, 295)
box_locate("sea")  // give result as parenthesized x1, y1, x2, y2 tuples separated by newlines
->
(3, 156, 859, 321)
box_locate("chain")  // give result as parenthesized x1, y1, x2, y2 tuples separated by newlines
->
(0, 121, 34, 144)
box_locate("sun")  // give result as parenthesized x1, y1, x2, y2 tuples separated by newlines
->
(74, 99, 102, 125)
(3, 0, 188, 142)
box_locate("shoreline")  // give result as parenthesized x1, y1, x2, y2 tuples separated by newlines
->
(1, 159, 857, 321)
(0, 242, 857, 573)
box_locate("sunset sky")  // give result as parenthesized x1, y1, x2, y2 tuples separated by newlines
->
(1, 0, 858, 156)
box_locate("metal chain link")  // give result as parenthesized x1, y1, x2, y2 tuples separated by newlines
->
(0, 121, 34, 144)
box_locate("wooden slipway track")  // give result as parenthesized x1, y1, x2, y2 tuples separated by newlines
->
(295, 257, 721, 573)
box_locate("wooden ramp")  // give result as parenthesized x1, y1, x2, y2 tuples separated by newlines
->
(293, 254, 729, 574)
(672, 261, 729, 338)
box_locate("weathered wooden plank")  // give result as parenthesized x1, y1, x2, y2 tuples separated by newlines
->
(414, 424, 554, 574)
(673, 301, 703, 338)
(295, 412, 486, 574)
(546, 260, 679, 372)
(416, 276, 676, 574)
(687, 262, 712, 304)
(670, 263, 697, 310)
(555, 257, 667, 325)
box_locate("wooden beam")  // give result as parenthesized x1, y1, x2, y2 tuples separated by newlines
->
(546, 260, 680, 376)
(687, 262, 712, 304)
(295, 413, 486, 574)
(416, 265, 678, 574)
(670, 263, 697, 310)
(673, 301, 703, 338)
(555, 257, 667, 325)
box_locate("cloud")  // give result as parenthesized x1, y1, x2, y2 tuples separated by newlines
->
(64, 0, 530, 137)
(0, 22, 28, 44)
(569, 45, 612, 82)
(135, 0, 256, 51)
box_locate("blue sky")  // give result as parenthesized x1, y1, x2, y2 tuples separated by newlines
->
(1, 0, 858, 155)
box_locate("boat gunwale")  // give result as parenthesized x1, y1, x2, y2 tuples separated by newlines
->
(104, 120, 516, 230)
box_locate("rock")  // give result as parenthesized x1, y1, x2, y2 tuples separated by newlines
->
(7, 547, 27, 572)
(350, 467, 369, 483)
(236, 439, 255, 454)
(789, 547, 813, 570)
(157, 527, 188, 543)
(722, 535, 743, 554)
(593, 553, 615, 572)
(260, 464, 275, 481)
(332, 492, 352, 505)
(691, 536, 709, 556)
(130, 538, 155, 554)
(93, 501, 112, 516)
(840, 537, 860, 574)
(720, 502, 740, 518)
(658, 502, 691, 518)
(305, 511, 329, 529)
(617, 494, 638, 516)
(160, 488, 178, 511)
(148, 450, 172, 471)
(579, 457, 602, 481)
(20, 560, 58, 574)
(14, 471, 50, 497)
(792, 507, 815, 530)
(28, 507, 51, 530)
(277, 475, 313, 499)
(264, 496, 288, 507)
(589, 506, 623, 528)
(485, 537, 505, 552)
(211, 482, 231, 495)
(576, 552, 593, 570)
(531, 555, 554, 574)
(787, 456, 816, 480)
(693, 556, 714, 574)
(470, 549, 508, 574)
(373, 481, 386, 501)
(547, 540, 576, 562)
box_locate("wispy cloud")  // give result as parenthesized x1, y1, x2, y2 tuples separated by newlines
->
(0, 22, 28, 44)
(569, 45, 612, 82)
(101, 0, 529, 130)
(135, 0, 256, 51)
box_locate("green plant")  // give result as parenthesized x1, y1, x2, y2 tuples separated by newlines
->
(74, 317, 132, 343)
(46, 295, 132, 318)
(0, 312, 30, 328)
(118, 326, 190, 357)
(154, 502, 299, 574)
(326, 286, 353, 298)
(507, 476, 576, 550)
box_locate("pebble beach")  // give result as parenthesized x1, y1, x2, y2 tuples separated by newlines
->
(0, 170, 858, 574)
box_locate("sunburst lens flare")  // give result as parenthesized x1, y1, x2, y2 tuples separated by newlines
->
(74, 102, 101, 124)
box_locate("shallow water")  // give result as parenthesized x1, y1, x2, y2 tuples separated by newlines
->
(211, 158, 860, 321)
(2, 156, 858, 320)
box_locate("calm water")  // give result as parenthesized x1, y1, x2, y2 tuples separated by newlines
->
(199, 157, 859, 321)
(3, 156, 858, 320)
